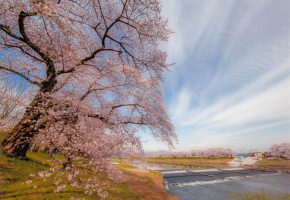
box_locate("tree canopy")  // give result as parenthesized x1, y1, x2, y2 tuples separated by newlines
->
(0, 0, 175, 196)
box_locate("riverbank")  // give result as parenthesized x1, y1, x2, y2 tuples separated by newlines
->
(144, 157, 233, 168)
(116, 160, 177, 200)
(253, 159, 290, 171)
(144, 157, 290, 171)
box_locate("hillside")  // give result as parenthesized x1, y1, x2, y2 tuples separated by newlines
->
(0, 133, 176, 200)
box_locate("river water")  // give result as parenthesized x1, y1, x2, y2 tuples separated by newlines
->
(131, 161, 290, 200)
(167, 173, 290, 200)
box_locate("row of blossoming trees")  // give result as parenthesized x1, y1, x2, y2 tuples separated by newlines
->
(148, 143, 290, 160)
(0, 0, 176, 197)
(148, 148, 236, 158)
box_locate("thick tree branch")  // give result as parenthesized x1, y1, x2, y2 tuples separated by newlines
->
(0, 11, 57, 91)
(18, 12, 56, 82)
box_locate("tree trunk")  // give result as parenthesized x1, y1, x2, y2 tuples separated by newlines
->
(1, 93, 48, 159)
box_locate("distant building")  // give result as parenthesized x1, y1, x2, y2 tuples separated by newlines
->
(254, 152, 263, 160)
(247, 152, 264, 160)
(236, 153, 248, 158)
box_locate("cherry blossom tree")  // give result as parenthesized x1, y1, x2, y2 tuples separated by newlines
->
(270, 143, 290, 159)
(1, 0, 175, 197)
(0, 0, 175, 159)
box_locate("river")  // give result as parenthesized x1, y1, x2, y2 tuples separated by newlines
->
(131, 161, 290, 200)
(166, 172, 290, 200)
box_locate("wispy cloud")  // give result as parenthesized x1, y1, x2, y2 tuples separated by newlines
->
(169, 87, 191, 121)
(143, 0, 290, 152)
(179, 62, 290, 129)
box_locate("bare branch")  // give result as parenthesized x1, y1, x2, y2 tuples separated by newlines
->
(0, 82, 26, 130)
(0, 65, 41, 87)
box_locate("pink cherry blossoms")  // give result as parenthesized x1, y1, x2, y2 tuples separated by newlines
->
(270, 143, 290, 159)
(149, 148, 235, 158)
(0, 0, 175, 197)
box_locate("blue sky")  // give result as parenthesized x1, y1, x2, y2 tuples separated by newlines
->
(142, 0, 290, 152)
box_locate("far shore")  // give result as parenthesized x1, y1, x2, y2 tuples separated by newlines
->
(141, 157, 290, 171)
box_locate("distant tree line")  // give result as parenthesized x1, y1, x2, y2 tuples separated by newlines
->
(148, 148, 235, 158)
(148, 143, 290, 160)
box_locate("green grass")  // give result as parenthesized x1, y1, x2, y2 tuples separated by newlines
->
(255, 159, 290, 170)
(145, 157, 232, 168)
(0, 150, 81, 199)
(117, 163, 137, 169)
(0, 133, 139, 200)
(0, 133, 93, 199)
(0, 133, 176, 200)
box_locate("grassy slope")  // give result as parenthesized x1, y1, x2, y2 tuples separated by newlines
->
(254, 159, 290, 171)
(0, 150, 85, 200)
(116, 161, 177, 200)
(0, 133, 175, 200)
(144, 157, 233, 168)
